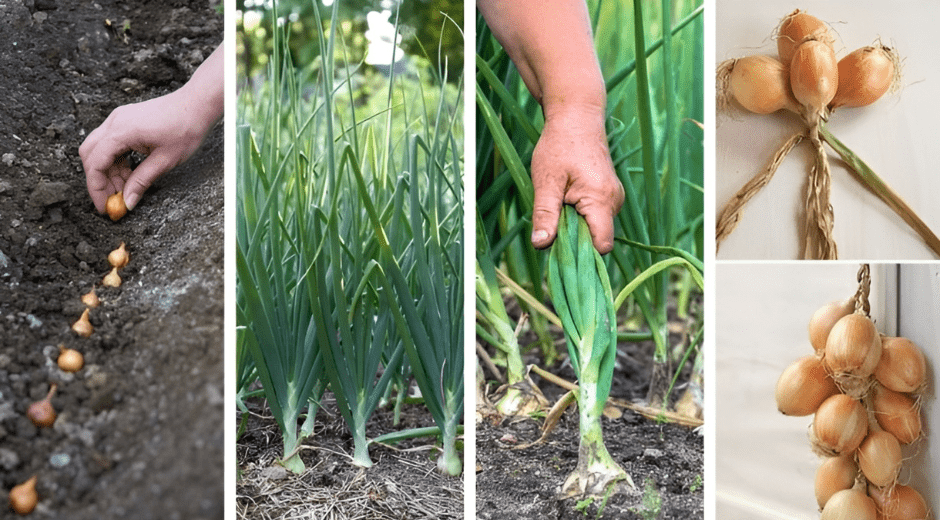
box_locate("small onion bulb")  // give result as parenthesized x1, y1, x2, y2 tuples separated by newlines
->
(790, 39, 839, 120)
(831, 45, 897, 110)
(81, 287, 100, 308)
(27, 384, 57, 428)
(106, 191, 127, 221)
(728, 55, 800, 114)
(72, 308, 93, 338)
(872, 383, 921, 444)
(820, 489, 877, 520)
(857, 430, 902, 488)
(108, 241, 130, 269)
(814, 455, 857, 510)
(57, 344, 84, 373)
(8, 475, 38, 515)
(775, 355, 839, 416)
(868, 484, 930, 520)
(103, 267, 122, 288)
(808, 298, 854, 353)
(777, 9, 834, 64)
(812, 394, 868, 456)
(874, 337, 926, 394)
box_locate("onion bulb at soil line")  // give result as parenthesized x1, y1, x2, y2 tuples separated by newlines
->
(548, 207, 633, 498)
(8, 475, 38, 515)
(81, 288, 100, 308)
(57, 345, 84, 373)
(108, 241, 130, 269)
(103, 267, 121, 287)
(27, 384, 57, 428)
(106, 191, 127, 221)
(72, 308, 93, 337)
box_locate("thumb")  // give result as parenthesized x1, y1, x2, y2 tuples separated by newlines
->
(123, 153, 171, 211)
(530, 177, 565, 250)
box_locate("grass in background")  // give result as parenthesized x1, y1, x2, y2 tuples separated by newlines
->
(237, 0, 463, 475)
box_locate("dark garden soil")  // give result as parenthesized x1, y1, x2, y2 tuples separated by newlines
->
(0, 1, 223, 519)
(236, 395, 464, 519)
(476, 300, 705, 519)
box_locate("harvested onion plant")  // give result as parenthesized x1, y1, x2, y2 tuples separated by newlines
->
(237, 1, 463, 475)
(775, 265, 932, 517)
(717, 9, 940, 259)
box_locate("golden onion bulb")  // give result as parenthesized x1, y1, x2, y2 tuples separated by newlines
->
(872, 383, 921, 444)
(777, 9, 834, 64)
(729, 55, 800, 114)
(868, 484, 930, 520)
(775, 355, 839, 416)
(874, 337, 927, 394)
(820, 488, 877, 520)
(790, 39, 839, 119)
(831, 45, 897, 109)
(812, 393, 868, 456)
(814, 455, 857, 510)
(857, 430, 902, 488)
(809, 298, 855, 353)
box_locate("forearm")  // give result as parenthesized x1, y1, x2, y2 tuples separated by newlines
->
(177, 43, 224, 136)
(477, 0, 606, 119)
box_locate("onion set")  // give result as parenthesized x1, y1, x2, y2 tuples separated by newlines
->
(106, 191, 127, 221)
(27, 383, 57, 428)
(72, 308, 93, 337)
(108, 242, 130, 269)
(81, 287, 100, 308)
(57, 344, 84, 373)
(103, 267, 121, 287)
(8, 475, 38, 515)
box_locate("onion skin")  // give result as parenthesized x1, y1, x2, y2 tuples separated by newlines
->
(777, 9, 834, 64)
(8, 475, 38, 515)
(874, 337, 926, 394)
(872, 383, 921, 444)
(825, 314, 882, 380)
(857, 430, 902, 488)
(106, 191, 127, 221)
(775, 355, 839, 416)
(815, 455, 857, 510)
(821, 488, 877, 520)
(813, 393, 868, 456)
(831, 46, 896, 109)
(729, 55, 800, 114)
(790, 40, 839, 119)
(868, 484, 930, 520)
(809, 298, 855, 353)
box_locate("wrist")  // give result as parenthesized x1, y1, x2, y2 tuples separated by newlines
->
(541, 80, 607, 126)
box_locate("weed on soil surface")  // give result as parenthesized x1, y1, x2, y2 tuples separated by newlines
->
(0, 1, 222, 518)
(237, 396, 464, 519)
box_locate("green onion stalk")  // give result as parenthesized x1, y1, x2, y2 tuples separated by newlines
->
(548, 206, 635, 497)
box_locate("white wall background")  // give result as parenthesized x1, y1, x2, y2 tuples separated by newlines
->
(716, 263, 938, 519)
(716, 1, 940, 260)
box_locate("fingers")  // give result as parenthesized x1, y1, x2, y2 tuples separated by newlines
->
(80, 131, 128, 214)
(577, 175, 624, 254)
(122, 152, 171, 211)
(530, 164, 567, 250)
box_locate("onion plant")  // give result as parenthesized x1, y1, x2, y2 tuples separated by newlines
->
(237, 0, 463, 475)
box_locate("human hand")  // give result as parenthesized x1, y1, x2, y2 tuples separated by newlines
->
(530, 103, 624, 254)
(79, 90, 212, 214)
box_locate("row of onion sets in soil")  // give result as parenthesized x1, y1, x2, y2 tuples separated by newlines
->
(717, 9, 940, 259)
(8, 195, 131, 516)
(775, 265, 931, 519)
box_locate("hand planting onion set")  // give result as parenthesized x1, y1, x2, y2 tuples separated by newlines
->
(8, 239, 130, 515)
(717, 9, 940, 259)
(775, 265, 932, 519)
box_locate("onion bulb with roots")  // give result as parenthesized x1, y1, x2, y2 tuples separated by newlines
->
(868, 484, 930, 520)
(820, 488, 877, 520)
(872, 383, 921, 444)
(790, 39, 839, 120)
(727, 55, 800, 114)
(831, 45, 898, 109)
(8, 475, 38, 515)
(808, 298, 855, 353)
(777, 9, 835, 64)
(775, 355, 839, 416)
(825, 314, 882, 396)
(874, 337, 927, 394)
(812, 393, 868, 456)
(814, 455, 857, 510)
(857, 430, 902, 488)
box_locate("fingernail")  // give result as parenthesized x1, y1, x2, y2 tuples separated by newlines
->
(124, 192, 140, 211)
(532, 230, 549, 243)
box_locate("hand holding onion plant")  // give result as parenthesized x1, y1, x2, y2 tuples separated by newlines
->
(775, 265, 931, 518)
(717, 9, 940, 259)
